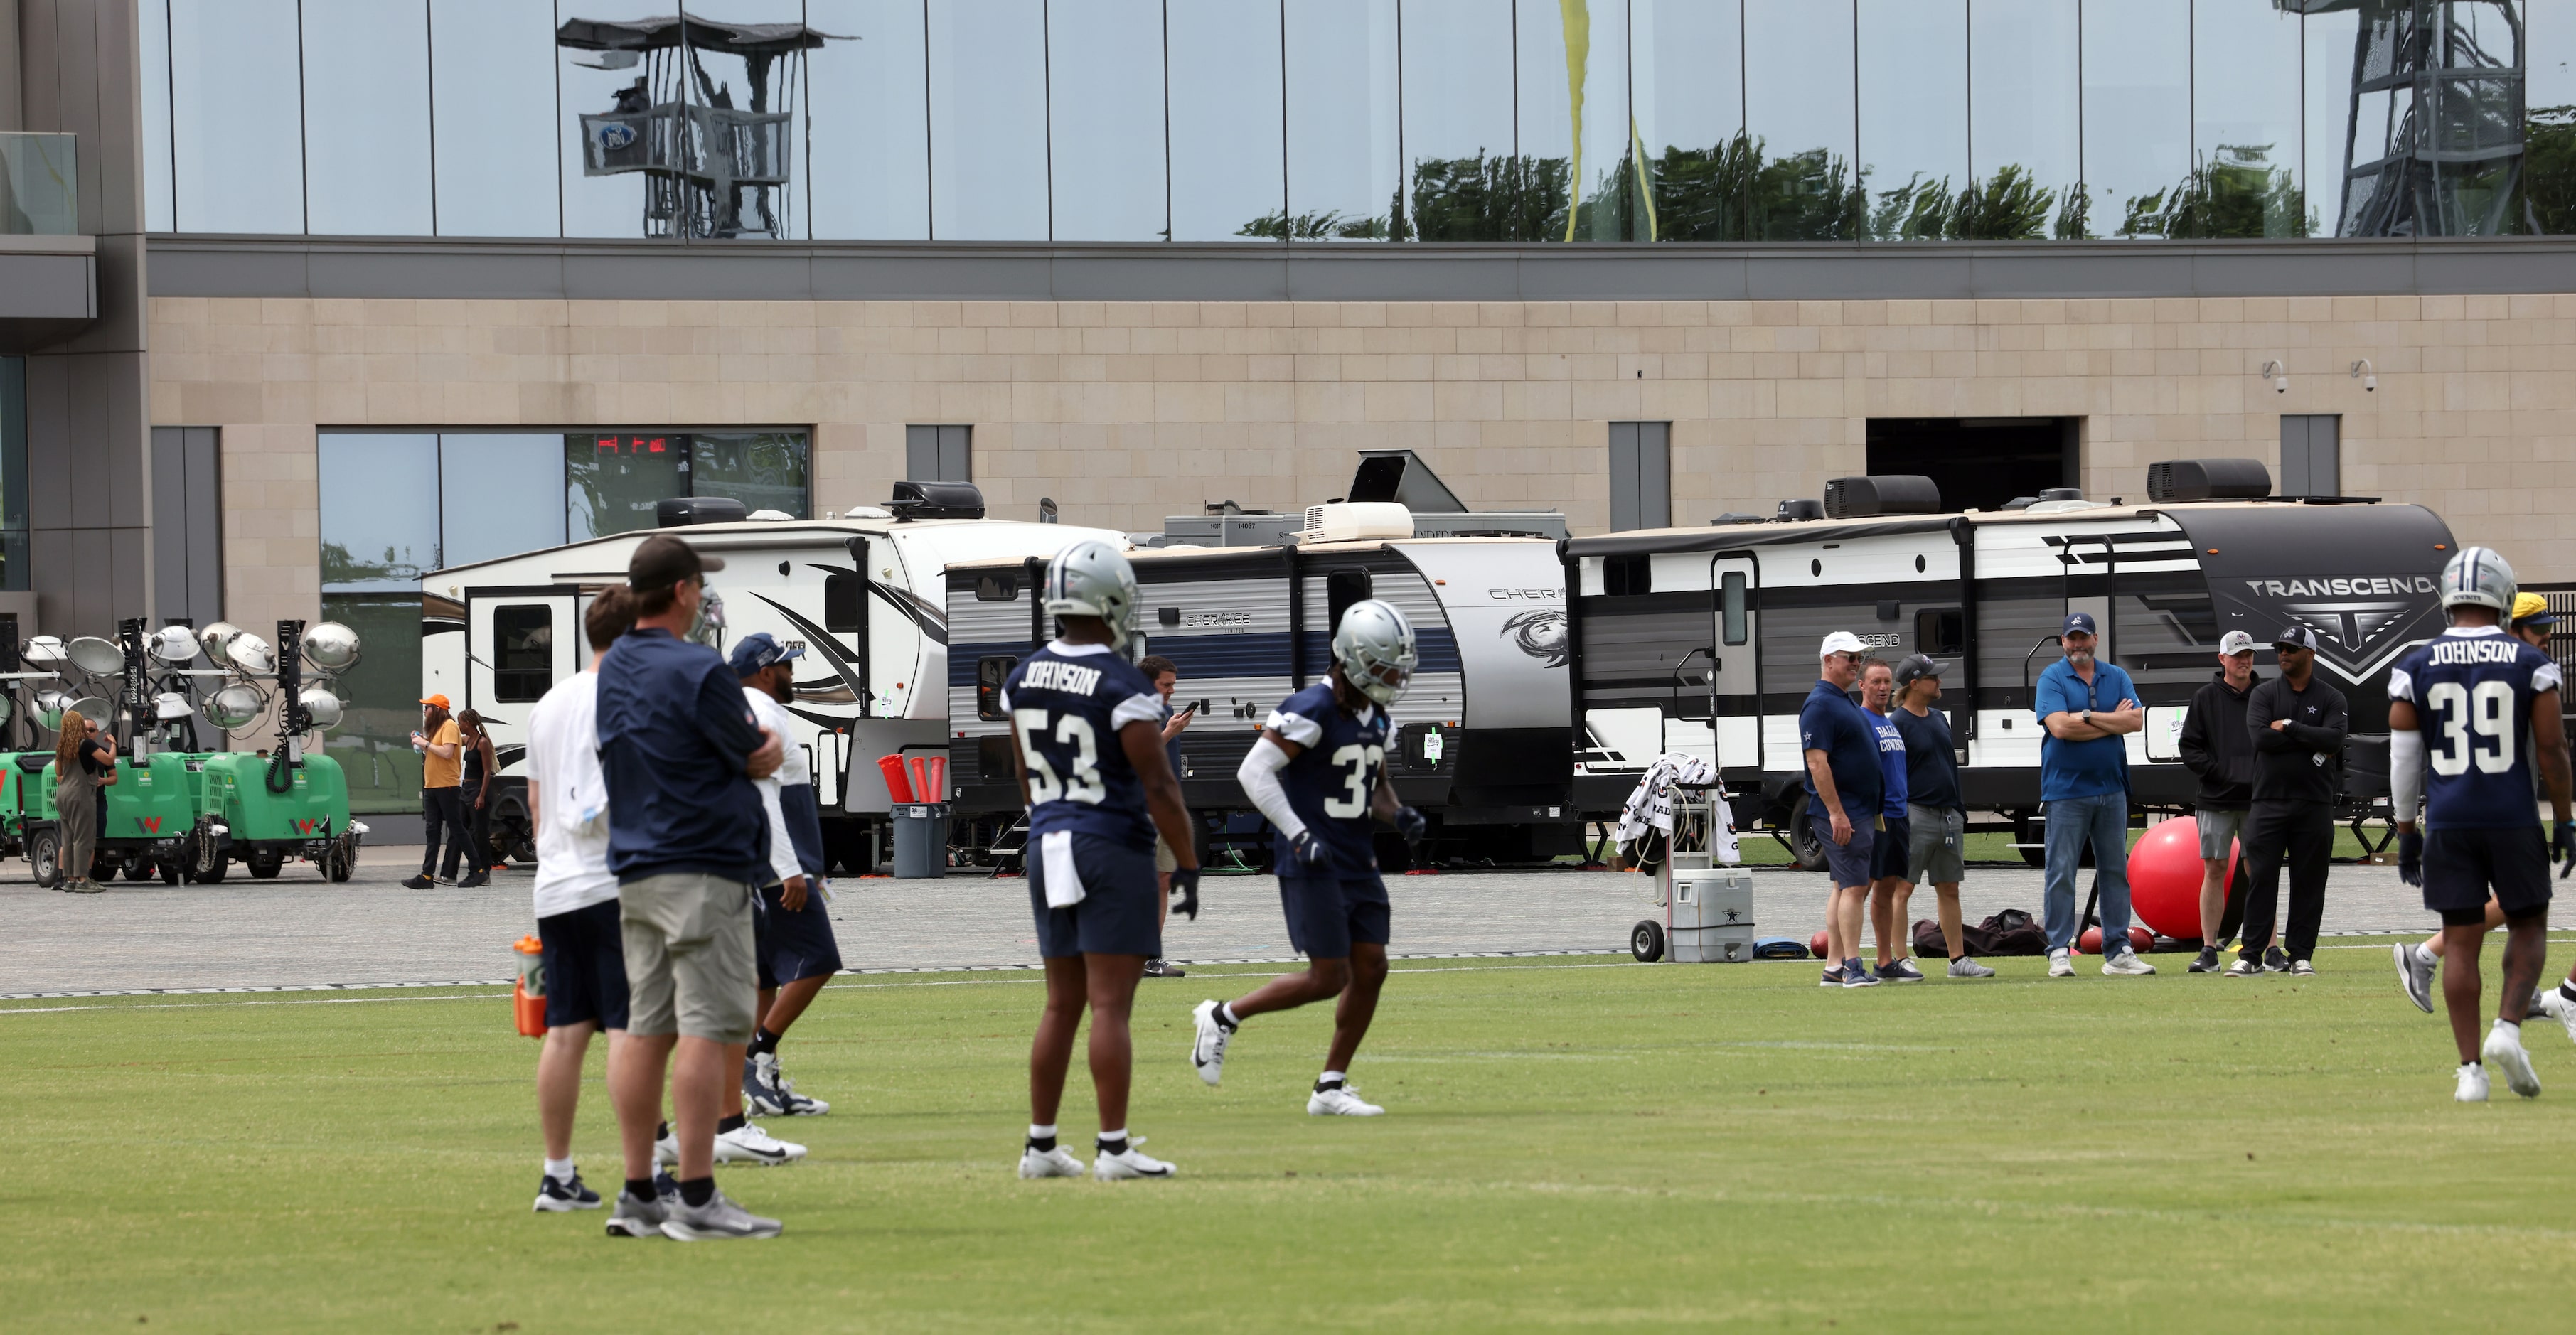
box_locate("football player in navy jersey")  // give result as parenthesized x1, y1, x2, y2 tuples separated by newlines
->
(1004, 540, 1202, 1180)
(1192, 599, 1428, 1116)
(2385, 546, 2575, 1103)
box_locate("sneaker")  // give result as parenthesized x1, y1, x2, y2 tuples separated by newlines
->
(2047, 950, 2075, 978)
(1946, 957, 1996, 979)
(2188, 948, 2221, 974)
(2481, 1026, 2542, 1099)
(653, 1128, 677, 1169)
(747, 1052, 830, 1117)
(2456, 1062, 2491, 1103)
(659, 1189, 782, 1241)
(604, 1185, 671, 1238)
(2393, 944, 2437, 1014)
(716, 1121, 806, 1166)
(533, 1172, 602, 1213)
(459, 871, 491, 888)
(1839, 960, 1882, 990)
(1308, 1083, 1385, 1116)
(400, 875, 434, 889)
(63, 877, 104, 894)
(1875, 959, 1925, 983)
(2285, 958, 2317, 977)
(1143, 958, 1187, 978)
(1018, 1144, 1088, 1179)
(1093, 1143, 1177, 1181)
(2540, 987, 2576, 1049)
(2223, 958, 2262, 977)
(2263, 946, 2289, 973)
(1190, 999, 1232, 1086)
(2101, 951, 2157, 976)
(1819, 964, 1847, 988)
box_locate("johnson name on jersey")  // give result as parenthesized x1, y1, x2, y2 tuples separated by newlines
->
(1000, 641, 1167, 849)
(1267, 681, 1393, 876)
(2389, 625, 2564, 830)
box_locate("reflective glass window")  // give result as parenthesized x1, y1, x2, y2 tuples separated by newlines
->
(806, 0, 931, 240)
(2331, 0, 2527, 236)
(1517, 0, 1632, 240)
(2081, 0, 2191, 237)
(141, 0, 174, 232)
(2528, 0, 2576, 233)
(1167, 0, 1285, 240)
(1049, 0, 1171, 241)
(1741, 0, 1858, 240)
(168, 0, 306, 233)
(321, 591, 427, 812)
(929, 0, 1051, 239)
(1400, 0, 1526, 241)
(1856, 0, 1966, 242)
(438, 434, 567, 569)
(1967, 0, 2082, 238)
(320, 433, 442, 591)
(692, 432, 811, 516)
(432, 0, 561, 237)
(567, 434, 688, 541)
(664, 1, 816, 240)
(1631, 0, 1743, 242)
(2190, 0, 2307, 237)
(2303, 4, 2363, 236)
(559, 0, 686, 239)
(1285, 0, 1401, 240)
(302, 0, 434, 237)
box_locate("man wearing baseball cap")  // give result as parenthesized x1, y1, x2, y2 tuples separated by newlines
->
(1800, 631, 1884, 988)
(1888, 655, 1994, 977)
(2176, 630, 2262, 974)
(2035, 611, 2153, 976)
(729, 631, 840, 1120)
(2237, 625, 2348, 976)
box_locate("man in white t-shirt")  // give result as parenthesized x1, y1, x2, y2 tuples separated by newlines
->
(727, 633, 842, 1119)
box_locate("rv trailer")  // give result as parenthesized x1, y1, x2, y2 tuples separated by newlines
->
(1564, 463, 2455, 868)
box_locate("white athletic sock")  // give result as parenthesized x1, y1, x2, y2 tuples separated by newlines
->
(1219, 1002, 1242, 1028)
(2496, 1019, 2522, 1039)
(544, 1157, 574, 1181)
(1027, 1123, 1056, 1141)
(1098, 1127, 1128, 1148)
(2414, 943, 2438, 966)
(1319, 1069, 1346, 1085)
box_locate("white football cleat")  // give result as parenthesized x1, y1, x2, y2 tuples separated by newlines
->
(1190, 999, 1232, 1087)
(2456, 1061, 2491, 1103)
(716, 1121, 807, 1166)
(1092, 1144, 1176, 1181)
(2393, 943, 2436, 1014)
(1017, 1145, 1087, 1179)
(2539, 986, 2576, 1051)
(1307, 1084, 1384, 1117)
(2481, 1026, 2542, 1099)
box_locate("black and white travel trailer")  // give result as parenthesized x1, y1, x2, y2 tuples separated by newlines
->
(944, 504, 1576, 867)
(419, 485, 1120, 870)
(1563, 466, 2457, 867)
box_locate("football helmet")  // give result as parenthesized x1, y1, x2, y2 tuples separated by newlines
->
(2439, 545, 2516, 614)
(1043, 540, 1140, 650)
(1333, 599, 1418, 706)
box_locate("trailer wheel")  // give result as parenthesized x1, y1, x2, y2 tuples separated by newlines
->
(1630, 919, 1665, 963)
(124, 859, 155, 882)
(27, 827, 60, 889)
(158, 862, 181, 885)
(196, 857, 226, 884)
(248, 854, 282, 879)
(325, 835, 357, 883)
(1785, 793, 1829, 872)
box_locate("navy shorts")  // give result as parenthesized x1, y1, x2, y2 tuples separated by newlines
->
(538, 897, 630, 1031)
(1279, 872, 1392, 960)
(1029, 832, 1161, 959)
(1869, 814, 1911, 881)
(2425, 825, 2552, 923)
(1812, 811, 1877, 889)
(754, 879, 845, 989)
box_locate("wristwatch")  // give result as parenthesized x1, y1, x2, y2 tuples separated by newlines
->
(2080, 709, 2093, 727)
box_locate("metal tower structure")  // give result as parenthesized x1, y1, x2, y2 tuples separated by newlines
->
(2288, 0, 2532, 236)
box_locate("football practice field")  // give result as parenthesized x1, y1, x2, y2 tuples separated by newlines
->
(11, 945, 2576, 1331)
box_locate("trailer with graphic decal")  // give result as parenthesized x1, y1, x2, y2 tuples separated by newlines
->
(1565, 470, 2454, 869)
(419, 483, 1121, 874)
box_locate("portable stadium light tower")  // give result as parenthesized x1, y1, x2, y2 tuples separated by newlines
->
(556, 14, 843, 239)
(2288, 0, 2532, 236)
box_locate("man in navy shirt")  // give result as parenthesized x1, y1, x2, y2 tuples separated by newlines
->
(596, 535, 787, 1241)
(1890, 655, 1994, 978)
(1801, 632, 1883, 989)
(1861, 660, 1922, 982)
(2035, 612, 2154, 977)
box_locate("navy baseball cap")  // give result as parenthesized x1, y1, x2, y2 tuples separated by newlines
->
(727, 631, 804, 676)
(2273, 625, 2321, 652)
(2061, 612, 2098, 638)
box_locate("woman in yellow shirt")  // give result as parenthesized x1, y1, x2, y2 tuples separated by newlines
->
(402, 695, 468, 889)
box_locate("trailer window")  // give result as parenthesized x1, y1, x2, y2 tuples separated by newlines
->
(1326, 569, 1372, 635)
(975, 573, 1019, 602)
(493, 606, 553, 702)
(824, 572, 861, 631)
(976, 656, 1019, 722)
(1721, 572, 1748, 645)
(1605, 554, 1651, 596)
(1915, 608, 1965, 656)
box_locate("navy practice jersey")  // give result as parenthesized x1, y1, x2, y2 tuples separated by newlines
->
(2389, 626, 2565, 830)
(1266, 682, 1394, 876)
(1000, 641, 1167, 850)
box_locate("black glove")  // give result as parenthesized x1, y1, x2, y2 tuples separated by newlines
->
(2556, 820, 2576, 879)
(1168, 866, 1200, 921)
(1394, 805, 1428, 846)
(2397, 829, 2423, 887)
(1286, 827, 1331, 870)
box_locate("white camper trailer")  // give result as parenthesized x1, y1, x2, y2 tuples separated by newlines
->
(419, 484, 1121, 870)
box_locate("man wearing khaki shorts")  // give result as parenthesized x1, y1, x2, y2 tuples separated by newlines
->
(597, 535, 787, 1241)
(1138, 655, 1198, 978)
(1891, 655, 1994, 979)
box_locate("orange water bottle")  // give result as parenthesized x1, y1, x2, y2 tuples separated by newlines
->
(513, 935, 547, 1038)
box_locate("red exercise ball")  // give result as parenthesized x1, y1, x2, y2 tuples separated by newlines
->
(2078, 926, 2154, 955)
(2129, 815, 2235, 940)
(1810, 930, 1831, 960)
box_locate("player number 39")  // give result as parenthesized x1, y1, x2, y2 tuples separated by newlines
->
(2423, 679, 2516, 776)
(1014, 708, 1107, 805)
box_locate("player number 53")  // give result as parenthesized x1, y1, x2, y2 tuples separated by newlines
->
(1323, 743, 1384, 818)
(2424, 680, 2516, 776)
(1014, 708, 1107, 805)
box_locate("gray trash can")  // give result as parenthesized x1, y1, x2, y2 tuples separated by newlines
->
(891, 803, 951, 879)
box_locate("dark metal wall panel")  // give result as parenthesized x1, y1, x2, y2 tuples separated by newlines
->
(0, 253, 95, 320)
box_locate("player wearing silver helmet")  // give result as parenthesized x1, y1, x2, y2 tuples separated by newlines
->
(1191, 599, 1427, 1116)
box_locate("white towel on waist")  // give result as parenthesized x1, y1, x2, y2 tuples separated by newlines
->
(1039, 830, 1086, 908)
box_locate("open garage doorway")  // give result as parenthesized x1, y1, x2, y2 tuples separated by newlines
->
(1866, 418, 2080, 514)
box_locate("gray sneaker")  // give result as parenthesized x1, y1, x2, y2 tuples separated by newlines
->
(660, 1189, 782, 1241)
(2286, 958, 2316, 977)
(604, 1187, 670, 1238)
(1946, 956, 1996, 979)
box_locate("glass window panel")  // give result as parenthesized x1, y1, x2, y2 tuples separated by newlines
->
(691, 431, 811, 516)
(2191, 0, 2306, 237)
(929, 0, 1051, 239)
(2081, 0, 2191, 237)
(663, 1, 814, 240)
(1400, 0, 1527, 241)
(2530, 0, 2576, 233)
(806, 0, 930, 240)
(438, 434, 567, 569)
(1049, 0, 1170, 241)
(567, 433, 688, 541)
(141, 0, 174, 232)
(321, 591, 427, 813)
(1632, 0, 1742, 242)
(560, 0, 683, 239)
(1967, 0, 2082, 238)
(1286, 0, 1401, 240)
(432, 0, 560, 237)
(1856, 0, 1965, 242)
(302, 0, 434, 237)
(1741, 0, 1858, 240)
(2303, 4, 2363, 236)
(1515, 0, 1631, 240)
(1167, 0, 1285, 240)
(320, 433, 442, 591)
(492, 605, 555, 702)
(168, 0, 306, 233)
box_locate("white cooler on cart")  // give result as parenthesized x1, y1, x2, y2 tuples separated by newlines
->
(1664, 854, 1756, 963)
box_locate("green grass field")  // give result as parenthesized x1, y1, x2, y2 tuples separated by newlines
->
(12, 947, 2576, 1331)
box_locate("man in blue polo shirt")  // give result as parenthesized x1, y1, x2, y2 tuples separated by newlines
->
(2035, 611, 2154, 978)
(1801, 631, 1883, 989)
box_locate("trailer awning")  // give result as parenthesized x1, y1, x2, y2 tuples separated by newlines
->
(1564, 516, 1959, 558)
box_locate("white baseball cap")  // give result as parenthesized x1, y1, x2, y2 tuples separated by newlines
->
(2218, 630, 2257, 656)
(1819, 631, 1869, 658)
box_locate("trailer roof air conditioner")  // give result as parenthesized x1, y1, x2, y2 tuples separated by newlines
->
(1303, 501, 1414, 542)
(2145, 457, 2272, 503)
(1822, 475, 1942, 519)
(656, 496, 749, 527)
(888, 479, 987, 521)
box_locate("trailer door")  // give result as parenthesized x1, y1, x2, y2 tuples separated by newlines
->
(1706, 554, 1761, 771)
(467, 592, 578, 723)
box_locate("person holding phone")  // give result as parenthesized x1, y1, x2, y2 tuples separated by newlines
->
(1138, 655, 1195, 978)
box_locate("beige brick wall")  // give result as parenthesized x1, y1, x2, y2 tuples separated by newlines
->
(147, 292, 2576, 606)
